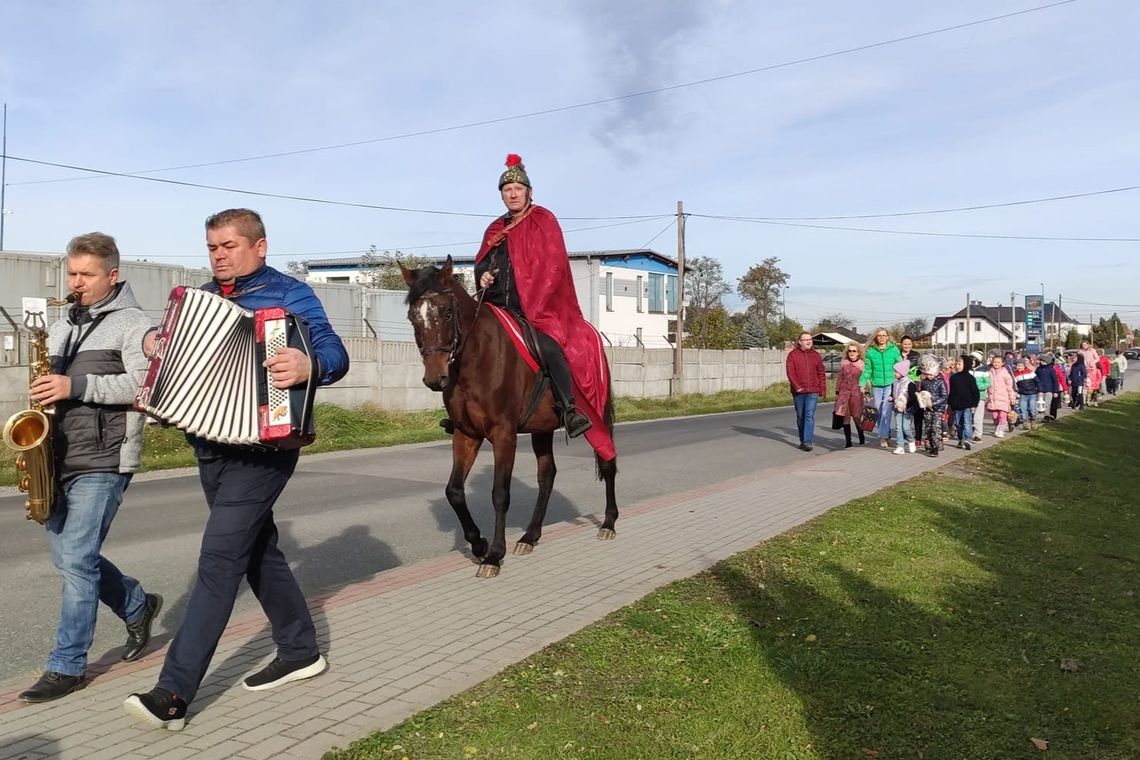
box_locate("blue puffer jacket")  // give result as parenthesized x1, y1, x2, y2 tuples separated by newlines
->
(202, 265, 349, 386)
(1034, 363, 1060, 393)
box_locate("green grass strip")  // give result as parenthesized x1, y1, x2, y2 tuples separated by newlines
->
(1, 385, 808, 487)
(325, 395, 1140, 760)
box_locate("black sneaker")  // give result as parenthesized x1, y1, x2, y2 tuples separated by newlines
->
(564, 410, 592, 439)
(243, 654, 327, 691)
(18, 671, 85, 703)
(964, 441, 972, 451)
(122, 593, 163, 662)
(123, 687, 187, 731)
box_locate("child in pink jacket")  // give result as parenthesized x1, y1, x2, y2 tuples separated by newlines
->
(986, 355, 1017, 438)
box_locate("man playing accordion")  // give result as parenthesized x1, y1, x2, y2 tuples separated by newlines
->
(124, 208, 348, 730)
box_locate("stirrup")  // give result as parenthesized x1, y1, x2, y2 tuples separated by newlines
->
(439, 418, 455, 435)
(564, 409, 592, 439)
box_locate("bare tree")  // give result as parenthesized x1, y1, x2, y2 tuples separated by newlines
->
(813, 312, 856, 332)
(685, 256, 732, 312)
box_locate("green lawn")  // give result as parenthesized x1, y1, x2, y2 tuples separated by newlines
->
(325, 395, 1140, 760)
(1, 385, 810, 487)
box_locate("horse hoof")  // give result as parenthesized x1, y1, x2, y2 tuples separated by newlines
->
(597, 528, 616, 541)
(475, 564, 501, 579)
(513, 542, 534, 556)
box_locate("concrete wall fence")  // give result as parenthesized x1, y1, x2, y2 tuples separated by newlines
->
(1, 342, 787, 421)
(0, 250, 787, 419)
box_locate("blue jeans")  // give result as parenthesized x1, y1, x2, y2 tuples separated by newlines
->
(1018, 394, 1038, 422)
(45, 472, 145, 676)
(893, 410, 914, 447)
(873, 386, 893, 439)
(953, 409, 974, 442)
(793, 393, 818, 446)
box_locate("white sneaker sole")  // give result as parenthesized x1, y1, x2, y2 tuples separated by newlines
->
(243, 655, 328, 691)
(123, 695, 185, 731)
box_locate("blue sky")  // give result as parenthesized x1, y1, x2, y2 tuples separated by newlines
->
(1, 0, 1137, 331)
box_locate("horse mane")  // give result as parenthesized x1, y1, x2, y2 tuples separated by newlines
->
(404, 264, 473, 305)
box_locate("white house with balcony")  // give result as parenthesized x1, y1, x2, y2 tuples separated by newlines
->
(303, 248, 681, 348)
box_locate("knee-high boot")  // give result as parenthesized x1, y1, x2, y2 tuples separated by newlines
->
(537, 333, 592, 438)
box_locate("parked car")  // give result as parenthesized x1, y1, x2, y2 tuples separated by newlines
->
(1124, 348, 1140, 361)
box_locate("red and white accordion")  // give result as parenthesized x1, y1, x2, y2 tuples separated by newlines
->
(135, 286, 317, 448)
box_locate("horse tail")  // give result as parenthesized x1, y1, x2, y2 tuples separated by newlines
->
(595, 365, 618, 481)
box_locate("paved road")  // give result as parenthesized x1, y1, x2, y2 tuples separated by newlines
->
(0, 401, 835, 683)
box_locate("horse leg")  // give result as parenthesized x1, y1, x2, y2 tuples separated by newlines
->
(514, 431, 555, 556)
(597, 455, 619, 540)
(446, 430, 488, 559)
(476, 432, 517, 578)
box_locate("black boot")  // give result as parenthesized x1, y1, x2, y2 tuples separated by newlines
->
(843, 424, 853, 448)
(858, 426, 866, 445)
(538, 332, 592, 439)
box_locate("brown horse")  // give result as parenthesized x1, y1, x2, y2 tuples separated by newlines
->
(401, 257, 618, 578)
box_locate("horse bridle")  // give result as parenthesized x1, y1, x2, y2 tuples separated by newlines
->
(416, 287, 486, 368)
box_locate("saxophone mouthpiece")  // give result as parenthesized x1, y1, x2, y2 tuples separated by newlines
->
(48, 293, 78, 306)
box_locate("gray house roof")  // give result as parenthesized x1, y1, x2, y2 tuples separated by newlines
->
(306, 249, 678, 270)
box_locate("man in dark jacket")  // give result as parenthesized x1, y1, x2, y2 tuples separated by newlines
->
(18, 233, 161, 703)
(786, 332, 827, 451)
(1034, 352, 1062, 421)
(125, 209, 349, 731)
(948, 355, 981, 450)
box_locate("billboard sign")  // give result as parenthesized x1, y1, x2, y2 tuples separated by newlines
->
(1024, 295, 1044, 354)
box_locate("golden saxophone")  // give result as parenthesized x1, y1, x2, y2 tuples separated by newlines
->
(3, 294, 75, 524)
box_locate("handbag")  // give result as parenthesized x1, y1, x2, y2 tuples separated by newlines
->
(831, 412, 844, 430)
(1036, 395, 1046, 413)
(860, 398, 878, 432)
(1008, 409, 1019, 425)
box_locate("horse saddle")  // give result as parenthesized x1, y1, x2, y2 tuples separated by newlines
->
(486, 305, 550, 427)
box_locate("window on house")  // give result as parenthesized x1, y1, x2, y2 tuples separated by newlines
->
(648, 273, 664, 313)
(636, 275, 644, 313)
(327, 276, 350, 284)
(975, 321, 982, 332)
(605, 271, 613, 312)
(957, 321, 965, 332)
(665, 274, 677, 314)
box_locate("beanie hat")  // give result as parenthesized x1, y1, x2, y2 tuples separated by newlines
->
(920, 355, 940, 376)
(893, 359, 911, 377)
(969, 350, 984, 365)
(498, 154, 532, 189)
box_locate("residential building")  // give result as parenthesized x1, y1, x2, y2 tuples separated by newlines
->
(929, 302, 1087, 349)
(304, 249, 681, 348)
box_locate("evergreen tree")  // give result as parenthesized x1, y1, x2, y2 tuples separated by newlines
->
(740, 314, 768, 348)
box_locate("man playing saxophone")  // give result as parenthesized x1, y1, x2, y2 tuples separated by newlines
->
(17, 232, 161, 703)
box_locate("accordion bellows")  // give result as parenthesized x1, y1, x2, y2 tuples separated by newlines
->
(136, 286, 317, 448)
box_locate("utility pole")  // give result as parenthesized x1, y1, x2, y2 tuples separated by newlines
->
(671, 200, 685, 394)
(1057, 293, 1062, 348)
(1, 102, 8, 252)
(965, 293, 971, 354)
(1010, 291, 1016, 354)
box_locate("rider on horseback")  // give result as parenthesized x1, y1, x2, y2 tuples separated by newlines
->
(472, 155, 592, 439)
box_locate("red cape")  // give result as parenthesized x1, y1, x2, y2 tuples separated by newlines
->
(477, 205, 615, 461)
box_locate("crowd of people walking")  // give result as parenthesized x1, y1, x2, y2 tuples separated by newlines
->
(787, 330, 1131, 454)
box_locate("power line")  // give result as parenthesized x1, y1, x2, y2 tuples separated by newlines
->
(0, 154, 663, 221)
(8, 0, 1076, 187)
(637, 218, 677, 251)
(1058, 297, 1140, 308)
(118, 215, 674, 260)
(691, 214, 1140, 242)
(723, 184, 1140, 221)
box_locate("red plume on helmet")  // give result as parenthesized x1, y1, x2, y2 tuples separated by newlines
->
(498, 154, 532, 189)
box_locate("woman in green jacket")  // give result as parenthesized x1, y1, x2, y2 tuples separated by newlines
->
(860, 327, 904, 446)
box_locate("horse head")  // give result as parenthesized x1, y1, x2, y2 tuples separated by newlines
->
(402, 256, 467, 391)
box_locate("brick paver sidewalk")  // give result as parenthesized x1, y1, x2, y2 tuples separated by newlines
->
(0, 394, 1123, 760)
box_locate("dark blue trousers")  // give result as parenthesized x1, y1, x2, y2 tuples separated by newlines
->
(157, 448, 316, 704)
